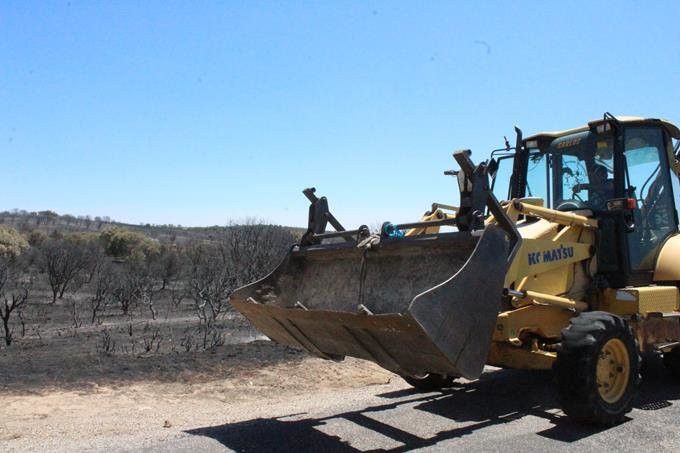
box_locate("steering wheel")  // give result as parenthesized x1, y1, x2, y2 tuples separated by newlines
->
(571, 183, 592, 203)
(556, 199, 588, 211)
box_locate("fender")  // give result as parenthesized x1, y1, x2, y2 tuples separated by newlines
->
(654, 234, 680, 282)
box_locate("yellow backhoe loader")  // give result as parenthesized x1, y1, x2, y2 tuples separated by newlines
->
(230, 114, 680, 425)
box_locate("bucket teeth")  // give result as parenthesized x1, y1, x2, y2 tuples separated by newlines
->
(294, 301, 309, 311)
(357, 304, 374, 315)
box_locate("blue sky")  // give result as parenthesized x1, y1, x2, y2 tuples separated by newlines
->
(2, 1, 679, 227)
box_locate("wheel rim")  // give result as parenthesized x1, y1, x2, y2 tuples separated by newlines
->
(596, 338, 631, 403)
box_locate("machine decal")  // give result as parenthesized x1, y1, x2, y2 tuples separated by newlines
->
(527, 245, 574, 266)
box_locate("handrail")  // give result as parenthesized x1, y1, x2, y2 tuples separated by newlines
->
(512, 200, 599, 229)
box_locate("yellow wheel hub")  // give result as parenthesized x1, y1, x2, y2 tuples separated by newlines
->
(596, 338, 630, 403)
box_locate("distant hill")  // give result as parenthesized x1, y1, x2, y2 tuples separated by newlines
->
(0, 209, 306, 243)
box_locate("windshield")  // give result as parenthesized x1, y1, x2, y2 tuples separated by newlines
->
(549, 131, 615, 211)
(491, 131, 615, 211)
(518, 131, 615, 211)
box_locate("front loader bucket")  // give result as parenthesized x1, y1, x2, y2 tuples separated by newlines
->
(229, 225, 511, 380)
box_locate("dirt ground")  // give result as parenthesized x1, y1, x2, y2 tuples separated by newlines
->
(1, 343, 393, 451)
(0, 293, 393, 451)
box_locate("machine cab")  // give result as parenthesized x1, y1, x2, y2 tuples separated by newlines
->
(492, 116, 680, 287)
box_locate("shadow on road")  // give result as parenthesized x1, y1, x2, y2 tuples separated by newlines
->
(186, 357, 680, 451)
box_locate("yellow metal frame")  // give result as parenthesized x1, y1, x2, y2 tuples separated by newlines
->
(488, 201, 596, 369)
(404, 199, 597, 370)
(405, 179, 680, 371)
(600, 286, 680, 316)
(492, 304, 573, 344)
(654, 234, 680, 282)
(405, 207, 456, 237)
(487, 342, 556, 370)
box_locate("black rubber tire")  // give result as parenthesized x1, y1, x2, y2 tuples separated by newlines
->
(401, 373, 455, 391)
(663, 347, 680, 378)
(554, 311, 641, 425)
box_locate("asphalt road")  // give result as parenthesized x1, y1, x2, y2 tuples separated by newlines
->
(136, 357, 680, 452)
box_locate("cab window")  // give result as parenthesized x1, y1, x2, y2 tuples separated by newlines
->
(491, 155, 514, 202)
(526, 152, 549, 206)
(549, 132, 614, 212)
(624, 127, 677, 270)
